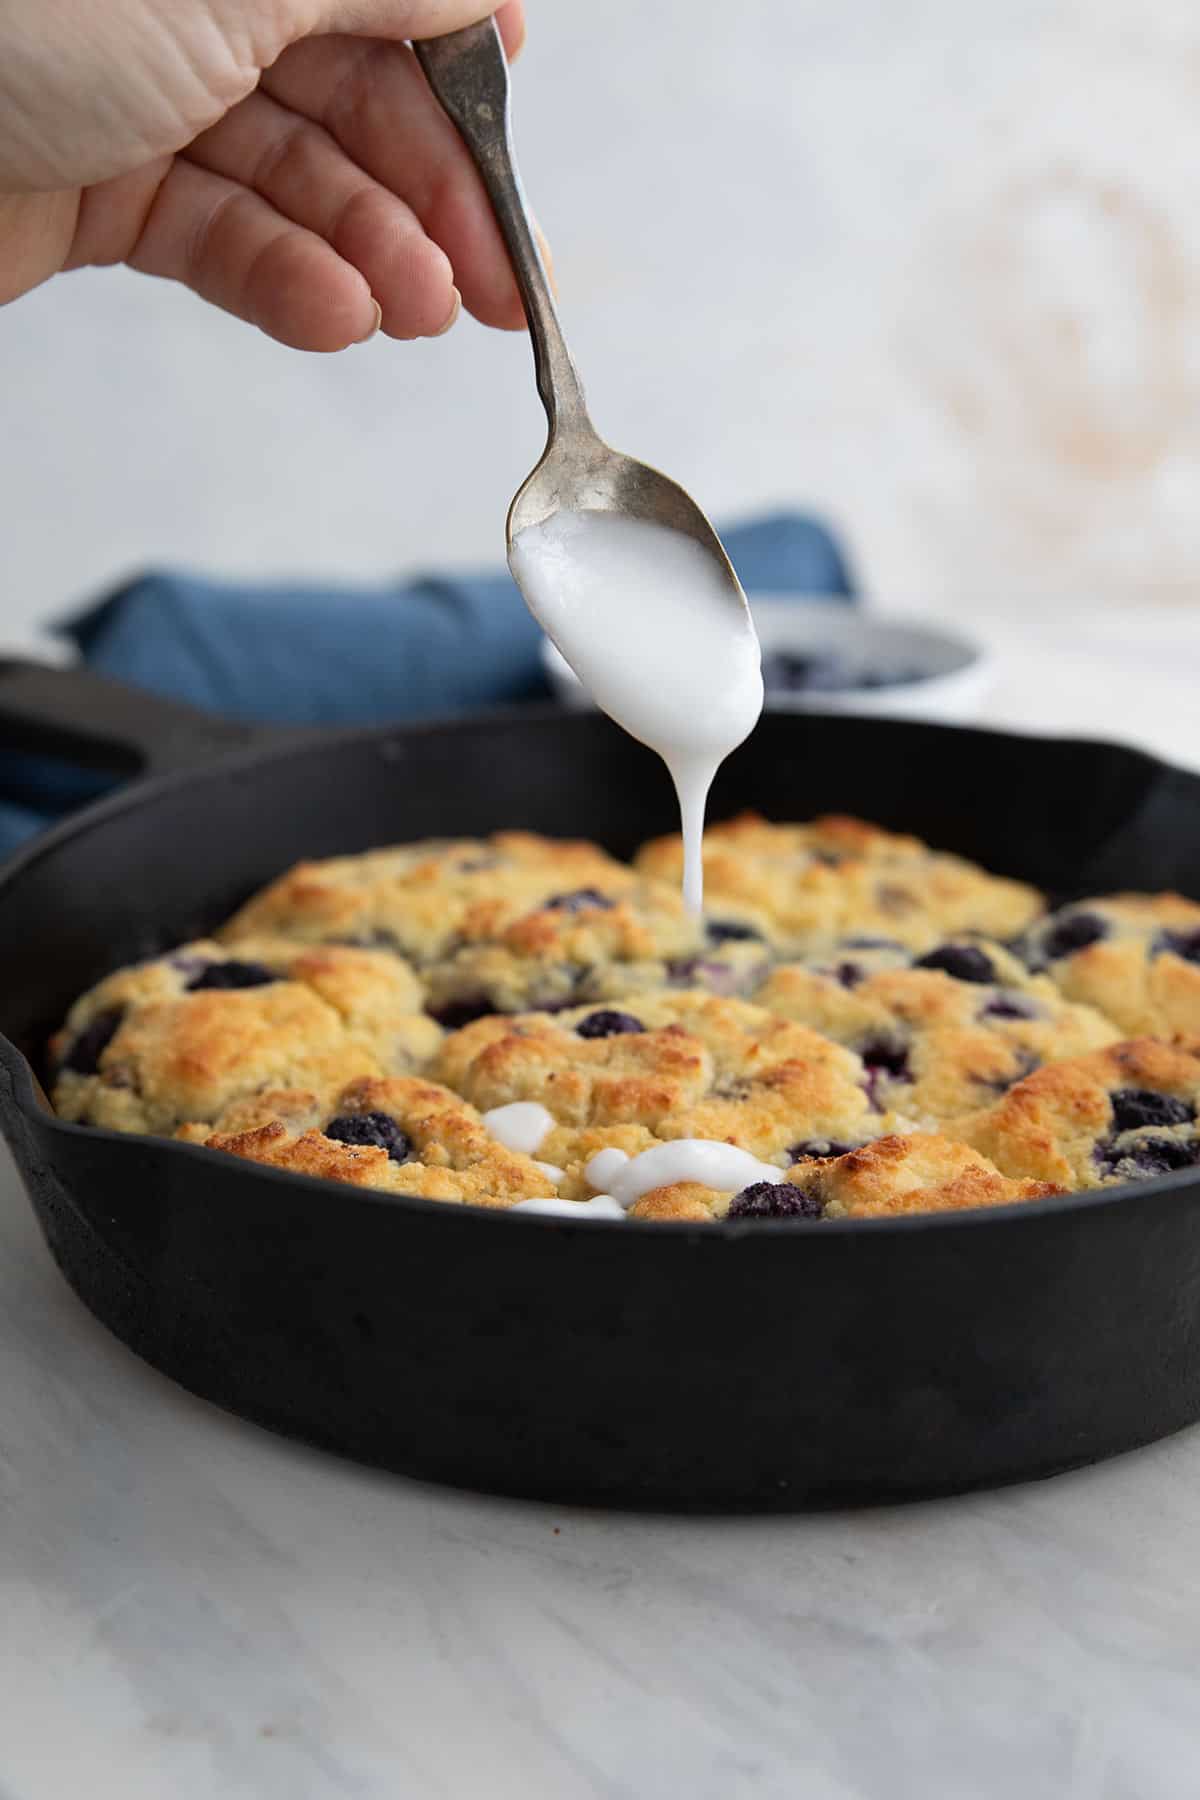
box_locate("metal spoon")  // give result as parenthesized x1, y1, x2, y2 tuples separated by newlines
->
(414, 19, 748, 606)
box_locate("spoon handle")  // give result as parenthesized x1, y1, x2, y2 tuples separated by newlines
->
(414, 20, 589, 436)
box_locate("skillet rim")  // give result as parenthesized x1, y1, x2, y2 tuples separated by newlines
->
(1, 704, 1193, 1239)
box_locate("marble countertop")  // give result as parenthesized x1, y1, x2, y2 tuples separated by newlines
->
(4, 608, 1200, 1800)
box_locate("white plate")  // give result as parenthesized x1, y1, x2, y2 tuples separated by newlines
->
(541, 597, 993, 725)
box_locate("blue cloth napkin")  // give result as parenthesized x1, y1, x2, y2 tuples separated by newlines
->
(0, 510, 852, 855)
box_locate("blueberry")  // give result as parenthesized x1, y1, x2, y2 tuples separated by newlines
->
(833, 961, 864, 989)
(706, 919, 763, 945)
(860, 1036, 910, 1108)
(1109, 1087, 1196, 1133)
(1155, 929, 1200, 965)
(1042, 911, 1108, 960)
(325, 1111, 412, 1162)
(544, 888, 615, 914)
(727, 1181, 822, 1220)
(187, 959, 278, 992)
(429, 995, 495, 1029)
(61, 1008, 123, 1075)
(576, 1009, 645, 1039)
(1097, 1136, 1200, 1179)
(788, 1139, 861, 1161)
(860, 1038, 910, 1079)
(712, 1078, 752, 1101)
(666, 956, 741, 994)
(842, 937, 903, 951)
(977, 1049, 1039, 1094)
(913, 944, 996, 984)
(981, 992, 1043, 1022)
(667, 956, 698, 982)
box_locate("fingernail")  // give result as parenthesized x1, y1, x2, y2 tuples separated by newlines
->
(433, 287, 462, 337)
(535, 227, 557, 297)
(357, 299, 382, 344)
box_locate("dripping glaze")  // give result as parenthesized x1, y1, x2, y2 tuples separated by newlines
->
(508, 510, 763, 912)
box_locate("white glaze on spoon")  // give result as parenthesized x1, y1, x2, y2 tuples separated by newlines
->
(508, 511, 763, 912)
(585, 1140, 785, 1211)
(482, 1101, 555, 1155)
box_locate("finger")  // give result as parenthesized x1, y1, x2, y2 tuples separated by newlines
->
(264, 35, 530, 331)
(124, 158, 382, 351)
(65, 158, 173, 270)
(183, 90, 458, 340)
(0, 191, 80, 304)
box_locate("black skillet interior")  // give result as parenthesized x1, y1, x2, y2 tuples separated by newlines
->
(4, 662, 1200, 1509)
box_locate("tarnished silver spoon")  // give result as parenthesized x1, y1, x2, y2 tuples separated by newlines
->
(414, 19, 748, 610)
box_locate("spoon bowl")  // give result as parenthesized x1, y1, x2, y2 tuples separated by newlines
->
(507, 426, 741, 580)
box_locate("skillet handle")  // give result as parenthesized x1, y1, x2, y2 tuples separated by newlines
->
(0, 659, 276, 777)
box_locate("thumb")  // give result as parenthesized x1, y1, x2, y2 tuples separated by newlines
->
(298, 1, 524, 56)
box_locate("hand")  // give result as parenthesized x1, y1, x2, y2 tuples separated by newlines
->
(0, 0, 530, 349)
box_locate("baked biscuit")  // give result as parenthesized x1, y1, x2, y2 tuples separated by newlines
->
(634, 812, 1042, 952)
(418, 886, 768, 1023)
(956, 1037, 1200, 1189)
(434, 990, 891, 1177)
(623, 1133, 1061, 1221)
(51, 937, 440, 1136)
(188, 1072, 557, 1208)
(782, 1133, 1062, 1220)
(222, 831, 767, 1019)
(1020, 894, 1200, 1038)
(222, 832, 632, 959)
(755, 945, 1118, 1124)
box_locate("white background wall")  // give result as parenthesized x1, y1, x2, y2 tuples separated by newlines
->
(2, 0, 1199, 651)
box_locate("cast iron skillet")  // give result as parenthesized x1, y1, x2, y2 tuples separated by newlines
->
(1, 658, 1199, 1511)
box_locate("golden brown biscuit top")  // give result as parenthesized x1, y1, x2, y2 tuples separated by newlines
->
(1021, 894, 1200, 1039)
(785, 1133, 1064, 1219)
(957, 1037, 1200, 1190)
(195, 1072, 557, 1206)
(635, 812, 1042, 951)
(222, 832, 649, 962)
(434, 991, 900, 1200)
(620, 1132, 1061, 1221)
(755, 955, 1118, 1123)
(434, 989, 873, 1139)
(51, 937, 440, 1137)
(220, 830, 778, 1020)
